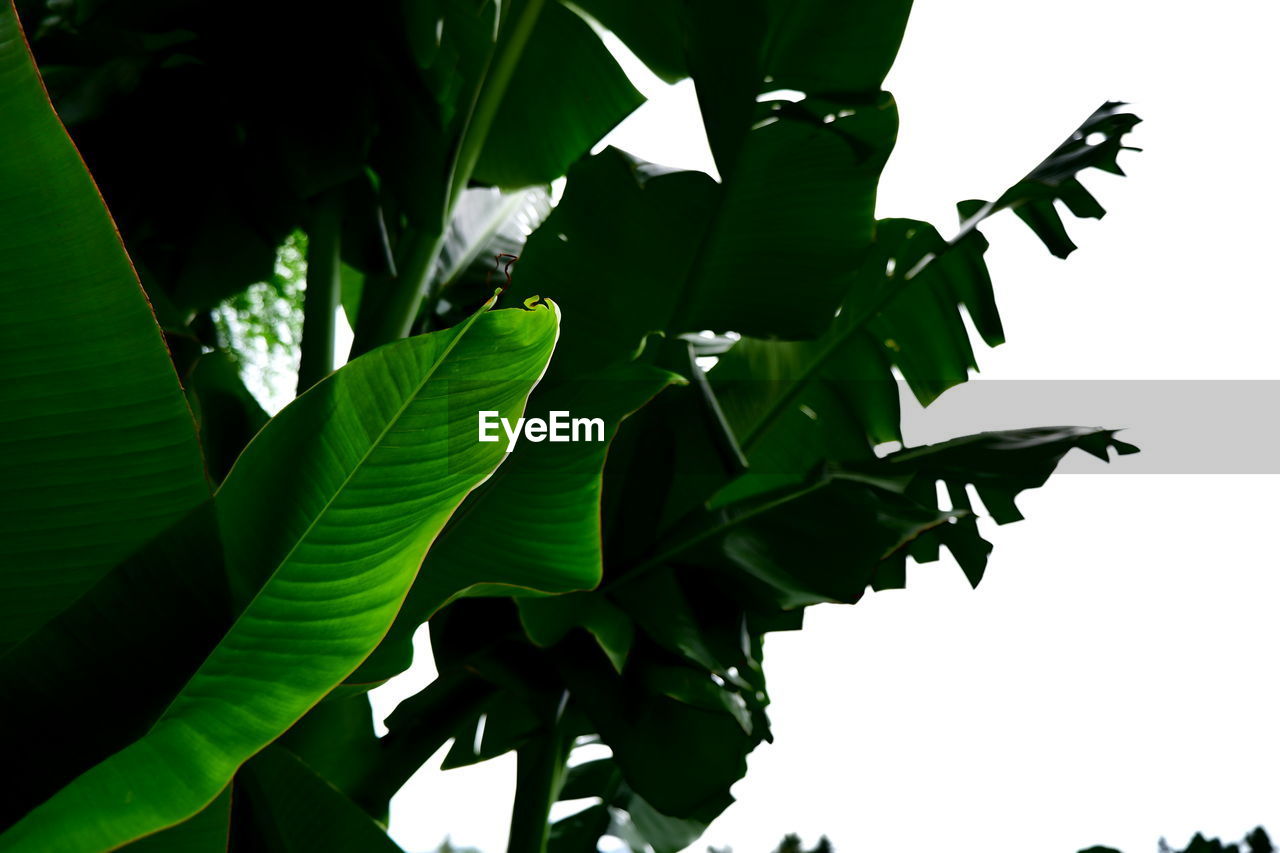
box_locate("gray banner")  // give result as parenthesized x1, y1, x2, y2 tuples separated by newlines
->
(897, 380, 1279, 474)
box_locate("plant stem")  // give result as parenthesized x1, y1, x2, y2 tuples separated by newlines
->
(446, 0, 547, 213)
(682, 340, 748, 474)
(353, 0, 547, 355)
(506, 708, 570, 853)
(351, 223, 443, 358)
(297, 190, 342, 394)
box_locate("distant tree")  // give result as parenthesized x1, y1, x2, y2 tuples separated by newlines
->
(772, 833, 834, 853)
(434, 839, 483, 853)
(1082, 826, 1272, 853)
(708, 832, 832, 853)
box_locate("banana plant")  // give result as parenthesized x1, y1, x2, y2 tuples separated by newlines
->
(0, 2, 564, 848)
(1, 0, 1145, 850)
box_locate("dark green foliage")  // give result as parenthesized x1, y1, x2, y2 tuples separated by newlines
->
(1164, 827, 1273, 853)
(773, 835, 833, 853)
(1081, 826, 1272, 853)
(709, 834, 833, 853)
(0, 0, 1148, 851)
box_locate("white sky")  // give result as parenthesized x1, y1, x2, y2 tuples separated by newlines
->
(376, 2, 1280, 851)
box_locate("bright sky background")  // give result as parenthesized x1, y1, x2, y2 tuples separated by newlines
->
(374, 2, 1280, 851)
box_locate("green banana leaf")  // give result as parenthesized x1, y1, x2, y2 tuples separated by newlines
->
(117, 742, 408, 852)
(0, 297, 560, 852)
(234, 745, 405, 853)
(429, 186, 552, 324)
(557, 641, 750, 822)
(0, 0, 210, 651)
(573, 0, 912, 160)
(504, 0, 913, 368)
(0, 502, 230, 827)
(118, 788, 232, 853)
(474, 1, 644, 189)
(880, 425, 1139, 587)
(709, 103, 1141, 506)
(508, 108, 897, 368)
(552, 756, 705, 853)
(568, 0, 688, 83)
(354, 361, 681, 683)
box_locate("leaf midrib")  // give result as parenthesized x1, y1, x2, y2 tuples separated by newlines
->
(210, 302, 494, 634)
